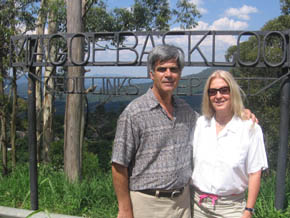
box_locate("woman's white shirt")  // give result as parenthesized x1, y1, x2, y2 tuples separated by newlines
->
(191, 115, 268, 196)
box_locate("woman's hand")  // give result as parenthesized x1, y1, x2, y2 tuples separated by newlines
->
(241, 210, 253, 218)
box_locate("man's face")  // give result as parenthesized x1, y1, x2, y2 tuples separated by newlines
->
(150, 59, 181, 95)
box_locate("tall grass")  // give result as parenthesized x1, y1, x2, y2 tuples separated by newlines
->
(254, 172, 290, 218)
(0, 161, 289, 218)
(0, 156, 118, 217)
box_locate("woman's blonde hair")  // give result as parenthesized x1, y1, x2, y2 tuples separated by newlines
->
(202, 70, 245, 119)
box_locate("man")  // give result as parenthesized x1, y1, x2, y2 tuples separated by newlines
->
(111, 44, 198, 218)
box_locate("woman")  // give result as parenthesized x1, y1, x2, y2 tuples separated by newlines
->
(191, 70, 268, 218)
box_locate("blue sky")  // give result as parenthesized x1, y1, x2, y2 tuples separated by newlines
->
(106, 0, 281, 31)
(16, 1, 283, 90)
(91, 0, 282, 77)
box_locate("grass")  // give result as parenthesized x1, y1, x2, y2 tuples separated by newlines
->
(253, 172, 290, 218)
(0, 162, 289, 218)
(0, 163, 118, 218)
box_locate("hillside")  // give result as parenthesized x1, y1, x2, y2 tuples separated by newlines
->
(14, 67, 232, 114)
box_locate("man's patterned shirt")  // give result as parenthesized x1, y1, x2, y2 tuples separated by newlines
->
(112, 88, 198, 190)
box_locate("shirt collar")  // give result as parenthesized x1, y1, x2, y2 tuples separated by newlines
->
(146, 88, 178, 110)
(205, 115, 240, 133)
(222, 115, 240, 133)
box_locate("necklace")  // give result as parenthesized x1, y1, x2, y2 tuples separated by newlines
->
(215, 115, 231, 127)
(215, 120, 227, 127)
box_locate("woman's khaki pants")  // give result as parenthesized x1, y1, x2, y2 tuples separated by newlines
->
(192, 189, 246, 218)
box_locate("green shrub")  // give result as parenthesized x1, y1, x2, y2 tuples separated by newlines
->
(1, 164, 290, 218)
(0, 164, 30, 208)
(253, 172, 290, 218)
(86, 139, 113, 172)
(15, 136, 29, 163)
(0, 163, 118, 217)
(49, 139, 64, 170)
(82, 151, 99, 178)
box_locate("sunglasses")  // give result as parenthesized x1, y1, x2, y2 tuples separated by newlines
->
(208, 86, 230, 96)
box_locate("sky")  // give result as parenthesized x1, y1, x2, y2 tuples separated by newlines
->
(15, 0, 283, 94)
(106, 0, 281, 31)
(88, 0, 282, 77)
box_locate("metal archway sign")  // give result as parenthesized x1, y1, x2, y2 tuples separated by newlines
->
(10, 30, 290, 68)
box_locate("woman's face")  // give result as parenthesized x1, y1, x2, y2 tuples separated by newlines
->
(208, 77, 232, 114)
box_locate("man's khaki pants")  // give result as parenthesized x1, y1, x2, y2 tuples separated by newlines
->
(130, 184, 191, 218)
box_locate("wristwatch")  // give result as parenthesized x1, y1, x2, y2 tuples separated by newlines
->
(245, 207, 255, 214)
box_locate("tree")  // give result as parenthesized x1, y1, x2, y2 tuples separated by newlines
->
(0, 0, 38, 174)
(131, 0, 171, 30)
(42, 0, 63, 162)
(225, 14, 290, 169)
(173, 0, 200, 29)
(35, 0, 47, 163)
(85, 0, 200, 31)
(0, 0, 201, 178)
(64, 0, 84, 182)
(62, 0, 201, 181)
(280, 0, 290, 15)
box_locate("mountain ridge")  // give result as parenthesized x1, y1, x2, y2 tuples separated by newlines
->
(14, 67, 231, 114)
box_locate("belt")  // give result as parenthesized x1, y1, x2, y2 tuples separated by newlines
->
(199, 193, 218, 206)
(139, 187, 184, 199)
(195, 188, 245, 206)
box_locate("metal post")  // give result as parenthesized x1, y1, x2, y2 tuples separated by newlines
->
(275, 71, 290, 210)
(28, 39, 38, 210)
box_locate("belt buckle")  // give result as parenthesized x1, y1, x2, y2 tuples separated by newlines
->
(155, 190, 160, 197)
(171, 190, 181, 199)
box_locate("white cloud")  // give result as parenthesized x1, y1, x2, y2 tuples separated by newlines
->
(188, 18, 248, 46)
(225, 5, 258, 20)
(194, 17, 248, 31)
(193, 21, 210, 30)
(190, 0, 207, 14)
(166, 3, 259, 65)
(211, 17, 248, 30)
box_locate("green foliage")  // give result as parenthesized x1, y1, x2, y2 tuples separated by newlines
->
(49, 132, 114, 174)
(47, 0, 67, 32)
(82, 151, 99, 177)
(86, 139, 113, 172)
(254, 172, 290, 217)
(0, 0, 38, 62)
(225, 14, 290, 170)
(262, 15, 290, 31)
(173, 0, 201, 29)
(132, 0, 171, 31)
(82, 104, 120, 172)
(111, 8, 136, 31)
(0, 163, 30, 208)
(53, 114, 65, 138)
(84, 0, 115, 32)
(0, 160, 118, 217)
(280, 0, 290, 15)
(85, 0, 200, 32)
(49, 139, 64, 170)
(15, 136, 29, 163)
(1, 164, 289, 217)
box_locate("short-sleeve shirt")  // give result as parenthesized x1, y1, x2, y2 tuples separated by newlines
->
(112, 88, 198, 191)
(191, 115, 268, 196)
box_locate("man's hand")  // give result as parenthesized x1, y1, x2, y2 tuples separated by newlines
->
(117, 209, 134, 218)
(112, 163, 134, 218)
(242, 109, 258, 123)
